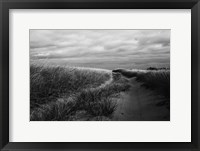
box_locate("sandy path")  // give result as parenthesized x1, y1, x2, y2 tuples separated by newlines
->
(112, 78, 170, 121)
(98, 75, 113, 88)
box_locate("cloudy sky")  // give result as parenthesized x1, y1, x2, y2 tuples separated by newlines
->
(30, 30, 170, 70)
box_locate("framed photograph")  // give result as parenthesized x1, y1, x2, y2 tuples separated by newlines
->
(0, 0, 199, 150)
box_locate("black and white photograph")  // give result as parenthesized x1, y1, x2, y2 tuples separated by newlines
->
(30, 29, 170, 121)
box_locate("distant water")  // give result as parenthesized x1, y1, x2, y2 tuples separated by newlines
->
(31, 59, 170, 70)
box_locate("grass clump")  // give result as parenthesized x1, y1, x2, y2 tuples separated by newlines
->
(136, 70, 170, 109)
(136, 70, 170, 98)
(30, 99, 77, 121)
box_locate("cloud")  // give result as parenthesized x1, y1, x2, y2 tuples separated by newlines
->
(30, 29, 170, 69)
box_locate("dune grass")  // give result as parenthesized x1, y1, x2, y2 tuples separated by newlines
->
(136, 70, 170, 109)
(30, 65, 131, 121)
(30, 65, 111, 109)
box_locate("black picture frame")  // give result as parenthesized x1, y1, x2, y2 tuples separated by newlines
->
(0, 0, 199, 150)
